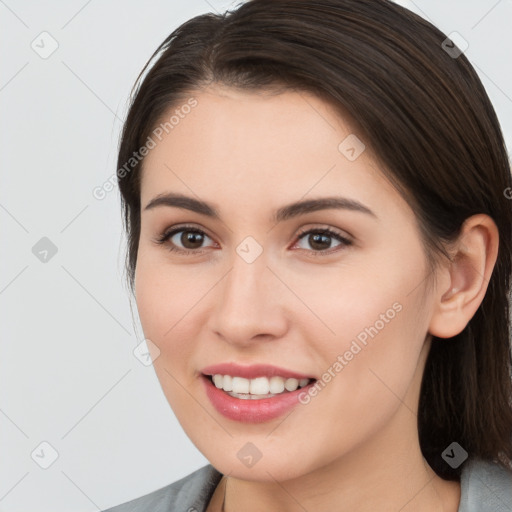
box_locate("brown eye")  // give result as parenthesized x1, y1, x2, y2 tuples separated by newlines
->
(178, 230, 205, 250)
(294, 227, 352, 254)
(154, 224, 352, 256)
(154, 225, 215, 254)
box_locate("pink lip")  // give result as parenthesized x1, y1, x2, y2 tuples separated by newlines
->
(201, 374, 316, 423)
(200, 362, 315, 380)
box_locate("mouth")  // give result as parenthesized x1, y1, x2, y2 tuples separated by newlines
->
(203, 373, 316, 399)
(200, 373, 318, 423)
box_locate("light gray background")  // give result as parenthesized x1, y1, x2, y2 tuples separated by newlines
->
(1, 0, 511, 510)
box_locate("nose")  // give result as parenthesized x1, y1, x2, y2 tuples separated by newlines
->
(207, 249, 288, 347)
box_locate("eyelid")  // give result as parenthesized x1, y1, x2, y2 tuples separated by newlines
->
(291, 226, 353, 255)
(294, 224, 353, 243)
(154, 222, 354, 255)
(153, 223, 216, 250)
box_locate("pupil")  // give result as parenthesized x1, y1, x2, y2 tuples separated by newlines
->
(182, 231, 203, 249)
(310, 233, 330, 250)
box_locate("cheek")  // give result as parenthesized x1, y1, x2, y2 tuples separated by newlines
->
(134, 255, 219, 405)
(134, 253, 208, 341)
(282, 297, 429, 475)
(134, 261, 199, 414)
(294, 248, 431, 411)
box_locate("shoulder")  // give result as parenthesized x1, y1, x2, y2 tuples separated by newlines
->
(101, 464, 223, 512)
(458, 457, 512, 511)
(101, 458, 512, 511)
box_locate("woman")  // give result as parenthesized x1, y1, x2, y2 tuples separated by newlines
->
(104, 0, 512, 510)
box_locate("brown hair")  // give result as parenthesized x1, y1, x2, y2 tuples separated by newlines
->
(116, 0, 512, 480)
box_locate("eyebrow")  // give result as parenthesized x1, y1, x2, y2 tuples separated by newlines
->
(143, 192, 376, 222)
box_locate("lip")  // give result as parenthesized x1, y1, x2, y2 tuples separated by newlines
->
(201, 374, 316, 423)
(200, 362, 315, 380)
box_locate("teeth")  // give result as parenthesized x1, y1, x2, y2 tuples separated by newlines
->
(250, 376, 270, 395)
(211, 374, 311, 397)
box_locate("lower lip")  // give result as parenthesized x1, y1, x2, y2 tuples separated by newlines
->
(201, 374, 316, 423)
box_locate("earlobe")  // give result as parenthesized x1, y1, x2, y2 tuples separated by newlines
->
(428, 214, 499, 339)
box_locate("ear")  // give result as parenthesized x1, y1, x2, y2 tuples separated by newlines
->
(428, 214, 499, 339)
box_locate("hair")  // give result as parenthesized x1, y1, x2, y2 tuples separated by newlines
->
(116, 0, 512, 480)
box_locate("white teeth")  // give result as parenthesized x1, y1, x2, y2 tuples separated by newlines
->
(269, 376, 285, 394)
(223, 374, 233, 391)
(232, 376, 250, 393)
(285, 378, 299, 391)
(250, 376, 270, 395)
(212, 374, 223, 389)
(211, 374, 312, 397)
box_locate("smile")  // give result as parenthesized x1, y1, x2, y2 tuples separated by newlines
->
(201, 374, 317, 423)
(210, 374, 312, 398)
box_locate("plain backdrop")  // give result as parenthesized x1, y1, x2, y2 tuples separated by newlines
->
(1, 0, 511, 510)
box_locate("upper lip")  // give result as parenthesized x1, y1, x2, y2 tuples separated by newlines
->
(201, 362, 316, 380)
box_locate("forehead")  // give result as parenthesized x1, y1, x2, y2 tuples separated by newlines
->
(139, 86, 403, 218)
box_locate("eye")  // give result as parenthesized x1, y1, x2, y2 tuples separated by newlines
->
(153, 224, 353, 256)
(153, 224, 216, 255)
(293, 226, 352, 255)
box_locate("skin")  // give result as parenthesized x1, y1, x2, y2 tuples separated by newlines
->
(134, 84, 498, 512)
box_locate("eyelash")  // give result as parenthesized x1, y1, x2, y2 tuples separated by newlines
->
(153, 224, 353, 257)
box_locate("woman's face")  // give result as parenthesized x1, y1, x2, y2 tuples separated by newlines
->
(135, 85, 438, 481)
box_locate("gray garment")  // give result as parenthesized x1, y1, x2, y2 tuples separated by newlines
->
(102, 457, 512, 512)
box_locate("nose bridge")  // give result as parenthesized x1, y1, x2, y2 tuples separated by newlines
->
(221, 249, 270, 318)
(210, 245, 286, 343)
